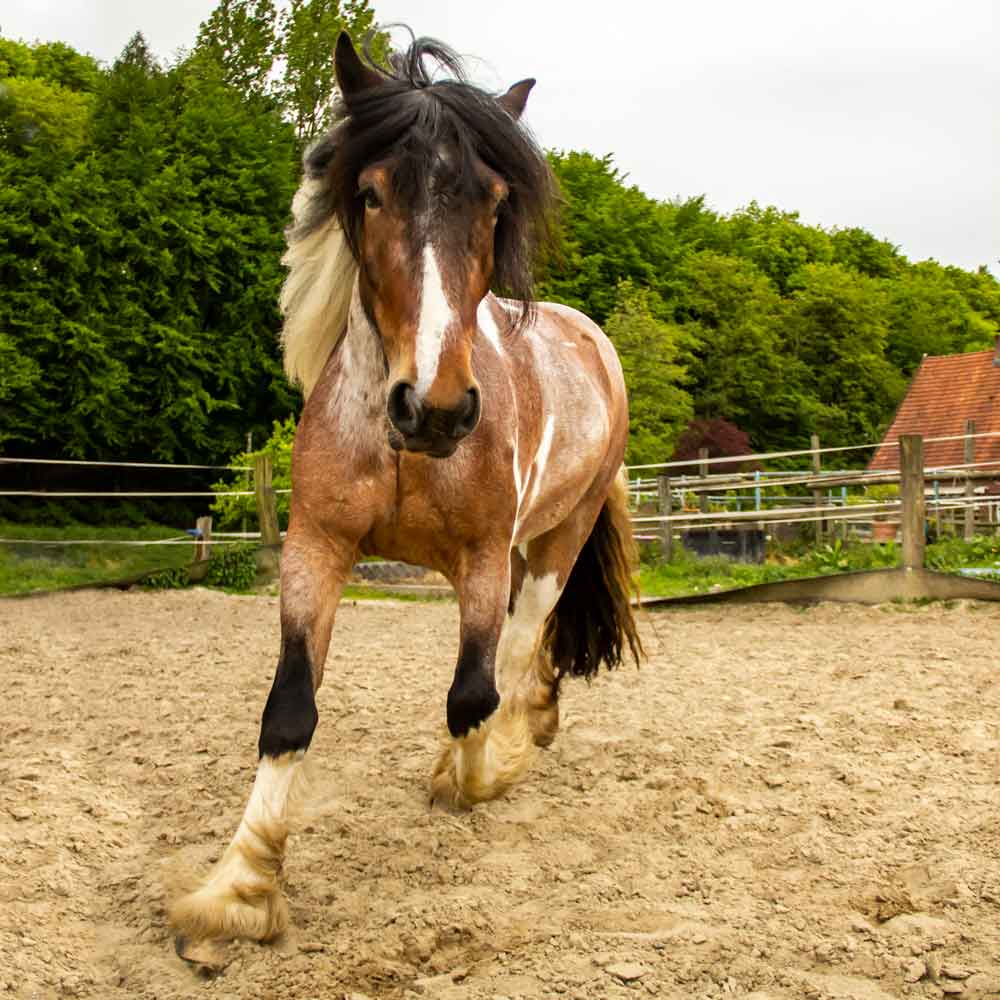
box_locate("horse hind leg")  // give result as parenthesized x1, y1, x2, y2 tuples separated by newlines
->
(523, 644, 561, 748)
(508, 479, 644, 749)
(496, 550, 565, 749)
(430, 538, 576, 810)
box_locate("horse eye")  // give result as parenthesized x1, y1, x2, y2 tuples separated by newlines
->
(362, 188, 382, 211)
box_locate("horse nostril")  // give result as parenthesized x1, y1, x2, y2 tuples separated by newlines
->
(387, 381, 422, 436)
(455, 386, 481, 436)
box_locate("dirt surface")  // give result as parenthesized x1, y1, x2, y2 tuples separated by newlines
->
(2, 590, 999, 1000)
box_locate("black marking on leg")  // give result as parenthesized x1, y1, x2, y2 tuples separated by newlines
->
(259, 634, 318, 757)
(508, 547, 527, 616)
(447, 634, 499, 738)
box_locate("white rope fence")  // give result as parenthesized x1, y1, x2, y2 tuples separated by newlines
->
(626, 430, 1000, 472)
(0, 457, 250, 471)
(0, 490, 255, 498)
(630, 458, 1000, 497)
(0, 536, 256, 547)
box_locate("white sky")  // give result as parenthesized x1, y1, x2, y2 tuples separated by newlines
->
(3, 0, 997, 274)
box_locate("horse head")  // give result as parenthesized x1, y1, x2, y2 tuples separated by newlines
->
(298, 32, 553, 458)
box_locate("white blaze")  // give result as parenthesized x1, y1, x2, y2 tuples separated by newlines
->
(415, 245, 454, 397)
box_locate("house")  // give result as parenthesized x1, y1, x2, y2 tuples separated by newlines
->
(868, 338, 1000, 476)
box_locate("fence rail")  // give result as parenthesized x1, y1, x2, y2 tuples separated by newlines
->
(635, 429, 1000, 558)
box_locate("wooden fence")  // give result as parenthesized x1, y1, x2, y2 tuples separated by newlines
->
(635, 430, 1000, 561)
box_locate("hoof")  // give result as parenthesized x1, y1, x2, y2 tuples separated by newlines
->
(429, 710, 535, 810)
(175, 935, 231, 973)
(528, 701, 560, 748)
(429, 745, 473, 812)
(527, 685, 560, 748)
(168, 880, 288, 947)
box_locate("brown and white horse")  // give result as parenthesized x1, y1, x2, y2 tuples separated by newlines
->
(170, 33, 642, 954)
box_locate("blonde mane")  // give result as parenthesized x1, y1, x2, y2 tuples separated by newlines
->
(279, 178, 359, 398)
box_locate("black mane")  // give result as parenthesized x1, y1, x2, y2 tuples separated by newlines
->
(298, 33, 556, 322)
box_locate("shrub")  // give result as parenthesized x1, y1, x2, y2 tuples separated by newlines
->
(143, 565, 191, 589)
(204, 544, 258, 591)
(211, 417, 295, 531)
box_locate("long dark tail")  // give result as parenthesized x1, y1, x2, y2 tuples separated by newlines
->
(543, 472, 644, 681)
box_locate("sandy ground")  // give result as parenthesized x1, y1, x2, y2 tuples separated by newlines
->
(1, 589, 999, 1000)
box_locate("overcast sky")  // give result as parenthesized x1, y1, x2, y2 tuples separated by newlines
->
(4, 0, 997, 274)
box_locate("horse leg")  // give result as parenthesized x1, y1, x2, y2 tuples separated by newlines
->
(430, 546, 539, 810)
(496, 545, 564, 748)
(169, 530, 352, 952)
(500, 492, 623, 748)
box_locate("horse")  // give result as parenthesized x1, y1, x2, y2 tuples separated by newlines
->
(169, 31, 643, 955)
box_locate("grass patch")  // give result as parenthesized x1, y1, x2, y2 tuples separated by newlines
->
(638, 534, 1000, 600)
(926, 534, 1000, 575)
(638, 552, 810, 599)
(0, 521, 193, 596)
(341, 583, 453, 602)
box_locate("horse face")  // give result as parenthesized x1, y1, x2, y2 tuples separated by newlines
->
(355, 156, 507, 458)
(333, 32, 542, 459)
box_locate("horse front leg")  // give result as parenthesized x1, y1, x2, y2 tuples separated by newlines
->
(430, 546, 536, 810)
(169, 529, 353, 957)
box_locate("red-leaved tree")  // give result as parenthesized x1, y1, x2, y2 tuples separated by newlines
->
(671, 418, 755, 475)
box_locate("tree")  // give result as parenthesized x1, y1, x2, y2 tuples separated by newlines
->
(720, 202, 833, 295)
(537, 152, 684, 324)
(278, 0, 384, 140)
(674, 251, 808, 450)
(777, 263, 906, 445)
(194, 0, 278, 99)
(886, 262, 998, 374)
(671, 418, 754, 475)
(830, 226, 903, 279)
(603, 283, 693, 466)
(193, 0, 387, 142)
(0, 37, 101, 91)
(0, 33, 300, 462)
(0, 75, 92, 158)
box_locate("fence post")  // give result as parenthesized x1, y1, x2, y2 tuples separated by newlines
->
(254, 453, 281, 577)
(194, 515, 212, 563)
(964, 419, 976, 541)
(698, 447, 709, 516)
(900, 434, 925, 572)
(657, 475, 673, 562)
(811, 433, 823, 544)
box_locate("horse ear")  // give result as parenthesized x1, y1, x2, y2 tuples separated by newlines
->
(498, 78, 536, 120)
(335, 32, 383, 99)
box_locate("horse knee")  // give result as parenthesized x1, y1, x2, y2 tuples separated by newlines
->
(259, 636, 318, 757)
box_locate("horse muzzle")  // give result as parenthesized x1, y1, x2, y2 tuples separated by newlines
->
(386, 381, 481, 458)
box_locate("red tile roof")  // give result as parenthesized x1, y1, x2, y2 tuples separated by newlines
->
(868, 346, 1000, 472)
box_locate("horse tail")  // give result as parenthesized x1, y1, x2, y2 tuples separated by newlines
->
(543, 470, 645, 681)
